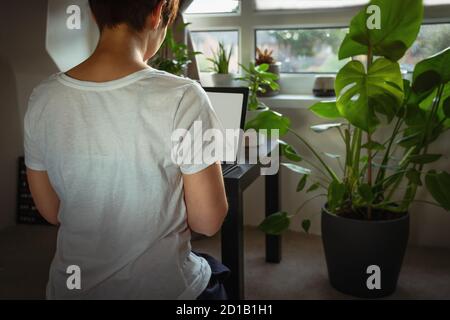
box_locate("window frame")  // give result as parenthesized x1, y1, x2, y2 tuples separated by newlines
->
(184, 0, 241, 17)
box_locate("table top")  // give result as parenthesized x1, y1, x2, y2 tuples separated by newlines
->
(223, 139, 279, 186)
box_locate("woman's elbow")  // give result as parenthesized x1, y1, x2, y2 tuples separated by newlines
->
(206, 203, 229, 236)
(193, 202, 229, 237)
(38, 208, 59, 226)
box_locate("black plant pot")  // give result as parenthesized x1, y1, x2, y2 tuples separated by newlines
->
(321, 207, 409, 298)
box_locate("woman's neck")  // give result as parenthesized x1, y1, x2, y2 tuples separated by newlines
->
(66, 26, 151, 82)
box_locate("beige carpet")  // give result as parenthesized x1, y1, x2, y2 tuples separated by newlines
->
(0, 225, 449, 300)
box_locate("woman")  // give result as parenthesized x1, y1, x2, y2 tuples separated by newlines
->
(24, 0, 229, 300)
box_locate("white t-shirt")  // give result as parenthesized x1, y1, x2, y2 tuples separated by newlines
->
(24, 68, 223, 300)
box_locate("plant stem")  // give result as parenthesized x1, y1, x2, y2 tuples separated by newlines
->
(367, 133, 373, 220)
(366, 46, 374, 220)
(301, 157, 332, 183)
(292, 194, 328, 216)
(400, 84, 445, 209)
(374, 116, 403, 187)
(289, 129, 341, 183)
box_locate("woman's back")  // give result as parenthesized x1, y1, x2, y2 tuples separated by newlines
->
(25, 68, 221, 299)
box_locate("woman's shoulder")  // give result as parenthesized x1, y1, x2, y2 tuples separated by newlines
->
(143, 69, 203, 92)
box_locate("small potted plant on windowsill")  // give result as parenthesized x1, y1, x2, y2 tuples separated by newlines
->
(237, 62, 280, 147)
(248, 0, 450, 299)
(236, 62, 280, 119)
(208, 42, 235, 87)
(255, 48, 281, 97)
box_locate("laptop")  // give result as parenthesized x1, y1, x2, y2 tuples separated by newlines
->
(203, 87, 249, 176)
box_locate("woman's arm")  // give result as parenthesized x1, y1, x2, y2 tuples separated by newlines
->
(26, 169, 60, 225)
(183, 162, 228, 237)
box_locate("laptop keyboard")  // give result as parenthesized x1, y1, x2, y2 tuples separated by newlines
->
(221, 163, 236, 175)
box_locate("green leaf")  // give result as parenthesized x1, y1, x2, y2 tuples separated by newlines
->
(406, 169, 423, 186)
(256, 63, 269, 72)
(339, 0, 423, 61)
(335, 59, 404, 133)
(425, 170, 450, 211)
(328, 181, 346, 212)
(409, 154, 442, 164)
(360, 155, 369, 164)
(282, 163, 312, 175)
(297, 175, 308, 192)
(309, 101, 341, 119)
(307, 183, 321, 193)
(324, 153, 341, 159)
(362, 141, 385, 151)
(425, 171, 450, 211)
(358, 184, 374, 203)
(339, 34, 368, 60)
(259, 212, 291, 235)
(302, 220, 312, 234)
(310, 123, 343, 133)
(279, 141, 302, 162)
(245, 110, 291, 137)
(413, 48, 450, 93)
(397, 132, 422, 148)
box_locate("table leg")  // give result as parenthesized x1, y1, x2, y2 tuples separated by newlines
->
(265, 172, 282, 263)
(221, 182, 244, 300)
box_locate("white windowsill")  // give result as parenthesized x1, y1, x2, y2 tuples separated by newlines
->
(260, 94, 335, 109)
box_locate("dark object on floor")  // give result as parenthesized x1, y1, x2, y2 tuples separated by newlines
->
(322, 207, 409, 298)
(17, 157, 49, 225)
(195, 252, 230, 300)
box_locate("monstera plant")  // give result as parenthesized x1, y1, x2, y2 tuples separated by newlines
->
(247, 0, 450, 298)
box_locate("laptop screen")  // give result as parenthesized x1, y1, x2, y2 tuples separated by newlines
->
(204, 88, 248, 163)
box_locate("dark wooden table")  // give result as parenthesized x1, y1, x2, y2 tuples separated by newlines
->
(221, 162, 282, 300)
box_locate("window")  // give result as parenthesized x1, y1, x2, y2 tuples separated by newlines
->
(255, 0, 367, 11)
(256, 28, 349, 73)
(400, 23, 450, 72)
(191, 31, 240, 73)
(184, 0, 240, 15)
(185, 0, 450, 93)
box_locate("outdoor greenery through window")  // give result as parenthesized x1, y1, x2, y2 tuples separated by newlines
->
(256, 23, 450, 73)
(400, 23, 450, 72)
(191, 31, 239, 73)
(256, 28, 349, 73)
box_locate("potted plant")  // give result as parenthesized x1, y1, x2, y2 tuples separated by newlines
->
(208, 42, 235, 87)
(249, 0, 450, 298)
(237, 62, 280, 119)
(151, 24, 201, 76)
(237, 62, 280, 147)
(255, 48, 281, 97)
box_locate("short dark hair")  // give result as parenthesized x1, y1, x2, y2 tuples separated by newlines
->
(89, 0, 179, 32)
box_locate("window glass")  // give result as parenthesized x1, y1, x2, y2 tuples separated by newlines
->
(256, 24, 450, 73)
(256, 28, 349, 73)
(400, 23, 450, 72)
(191, 31, 240, 73)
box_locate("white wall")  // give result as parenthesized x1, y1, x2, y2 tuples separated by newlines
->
(46, 0, 98, 72)
(0, 0, 59, 230)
